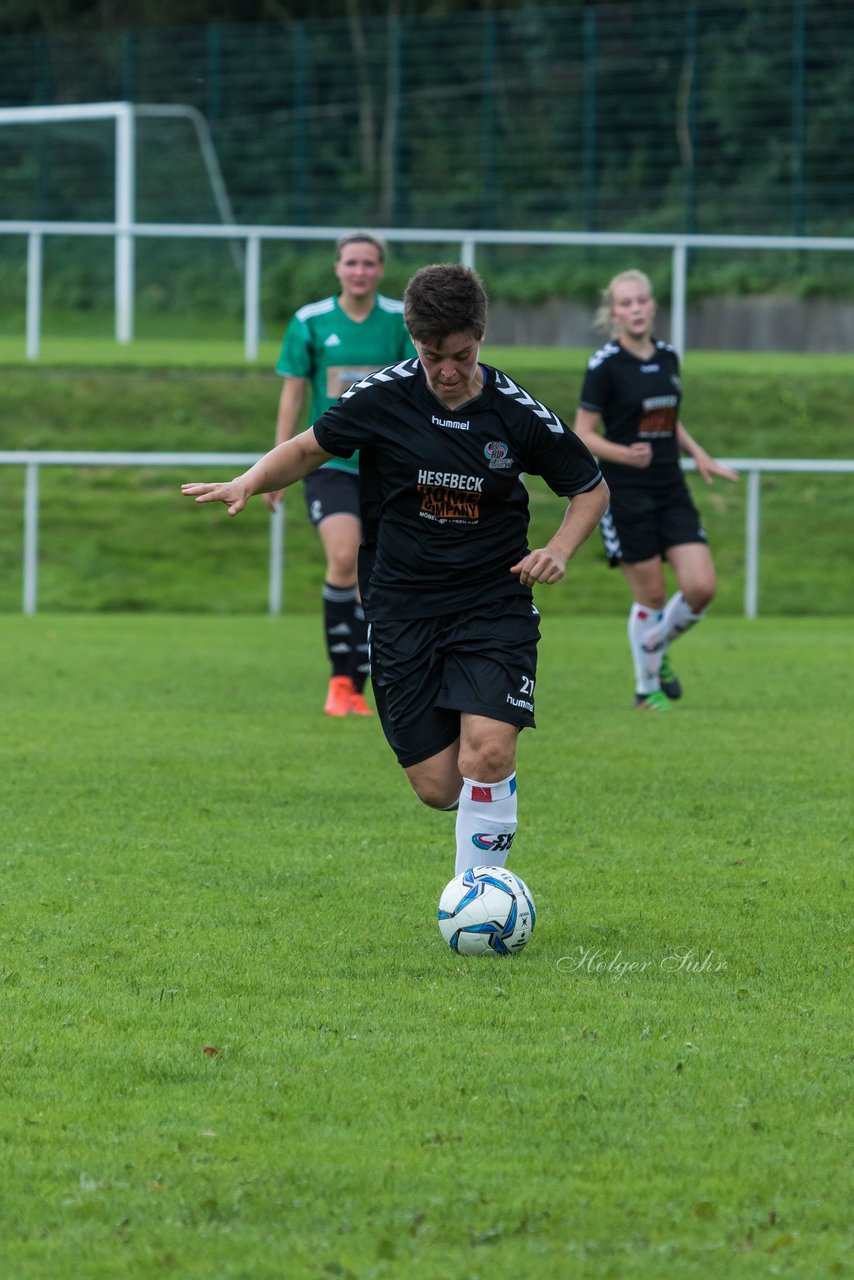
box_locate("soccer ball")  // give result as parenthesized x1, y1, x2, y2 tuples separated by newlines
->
(437, 865, 536, 956)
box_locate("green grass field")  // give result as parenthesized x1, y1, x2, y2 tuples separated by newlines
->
(0, 613, 850, 1278)
(0, 334, 851, 1276)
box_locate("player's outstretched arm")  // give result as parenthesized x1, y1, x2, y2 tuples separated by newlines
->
(181, 428, 334, 517)
(511, 479, 609, 586)
(264, 376, 308, 512)
(676, 423, 738, 485)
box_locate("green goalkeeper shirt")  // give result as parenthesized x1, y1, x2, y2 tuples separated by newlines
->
(275, 294, 415, 475)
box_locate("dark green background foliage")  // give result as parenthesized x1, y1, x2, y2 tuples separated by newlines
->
(1, 2, 852, 238)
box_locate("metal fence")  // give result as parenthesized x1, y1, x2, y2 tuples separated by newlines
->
(7, 216, 854, 359)
(1, 3, 853, 236)
(2, 450, 851, 620)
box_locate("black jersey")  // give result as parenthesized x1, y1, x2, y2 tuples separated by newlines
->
(579, 339, 682, 488)
(312, 358, 602, 621)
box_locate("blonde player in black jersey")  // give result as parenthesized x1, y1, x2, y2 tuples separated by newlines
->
(183, 265, 608, 879)
(573, 269, 737, 710)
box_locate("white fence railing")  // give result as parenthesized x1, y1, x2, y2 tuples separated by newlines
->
(0, 450, 283, 616)
(6, 218, 854, 360)
(0, 451, 851, 619)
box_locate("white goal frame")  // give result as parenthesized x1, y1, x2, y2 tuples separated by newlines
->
(0, 100, 239, 344)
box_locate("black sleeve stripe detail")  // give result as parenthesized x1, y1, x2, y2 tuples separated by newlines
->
(341, 358, 418, 401)
(493, 371, 566, 435)
(575, 470, 604, 494)
(587, 342, 620, 370)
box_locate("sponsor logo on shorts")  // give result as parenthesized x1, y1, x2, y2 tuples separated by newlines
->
(506, 675, 535, 713)
(484, 440, 513, 470)
(506, 694, 534, 712)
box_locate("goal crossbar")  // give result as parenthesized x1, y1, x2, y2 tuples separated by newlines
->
(0, 101, 239, 343)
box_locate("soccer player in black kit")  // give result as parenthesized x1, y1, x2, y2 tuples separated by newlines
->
(573, 269, 737, 710)
(183, 264, 608, 876)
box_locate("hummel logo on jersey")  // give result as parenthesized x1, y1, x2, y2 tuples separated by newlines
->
(431, 414, 470, 431)
(324, 333, 342, 347)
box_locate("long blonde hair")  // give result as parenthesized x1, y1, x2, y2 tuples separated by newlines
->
(593, 269, 655, 336)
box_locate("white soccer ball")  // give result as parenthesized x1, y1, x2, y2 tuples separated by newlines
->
(437, 865, 536, 956)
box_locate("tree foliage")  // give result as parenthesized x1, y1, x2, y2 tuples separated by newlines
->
(0, 0, 566, 34)
(1, 2, 851, 242)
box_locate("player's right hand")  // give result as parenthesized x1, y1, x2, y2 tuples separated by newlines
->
(263, 490, 284, 512)
(181, 480, 249, 517)
(624, 442, 653, 468)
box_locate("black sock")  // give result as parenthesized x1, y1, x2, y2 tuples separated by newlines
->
(351, 599, 370, 693)
(322, 583, 356, 679)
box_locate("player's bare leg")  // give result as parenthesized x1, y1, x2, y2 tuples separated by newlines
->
(656, 542, 717, 698)
(405, 740, 462, 809)
(665, 541, 716, 615)
(621, 556, 667, 612)
(404, 716, 521, 874)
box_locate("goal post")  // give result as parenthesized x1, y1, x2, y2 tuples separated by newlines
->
(0, 100, 239, 348)
(0, 102, 136, 342)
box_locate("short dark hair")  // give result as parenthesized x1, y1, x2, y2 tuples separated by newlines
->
(404, 264, 487, 345)
(335, 232, 385, 262)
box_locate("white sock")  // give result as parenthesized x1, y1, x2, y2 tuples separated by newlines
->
(661, 591, 706, 646)
(455, 774, 517, 875)
(628, 603, 663, 695)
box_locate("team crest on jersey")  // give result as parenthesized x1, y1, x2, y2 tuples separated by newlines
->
(484, 440, 513, 470)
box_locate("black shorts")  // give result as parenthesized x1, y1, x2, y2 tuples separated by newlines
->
(303, 468, 360, 527)
(369, 600, 541, 768)
(600, 476, 707, 566)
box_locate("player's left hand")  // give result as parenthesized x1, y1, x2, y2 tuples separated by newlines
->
(696, 452, 738, 485)
(181, 479, 250, 517)
(510, 548, 566, 586)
